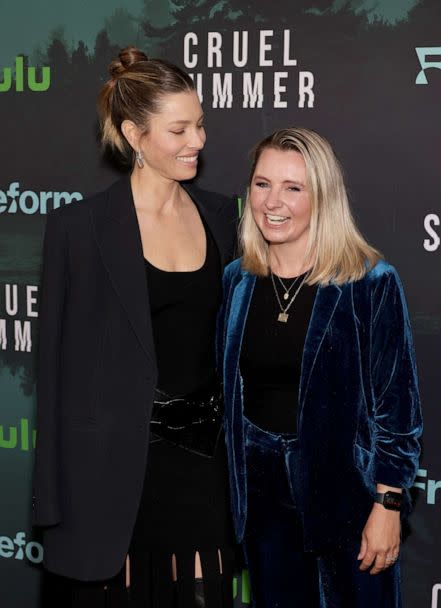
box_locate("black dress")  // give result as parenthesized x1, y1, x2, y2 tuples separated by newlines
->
(128, 218, 236, 607)
(35, 177, 238, 608)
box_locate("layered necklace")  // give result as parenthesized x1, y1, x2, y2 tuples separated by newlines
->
(270, 270, 310, 323)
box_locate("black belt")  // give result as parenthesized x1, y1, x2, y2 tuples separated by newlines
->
(150, 381, 223, 458)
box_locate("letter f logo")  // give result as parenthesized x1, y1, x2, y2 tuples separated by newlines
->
(415, 47, 441, 85)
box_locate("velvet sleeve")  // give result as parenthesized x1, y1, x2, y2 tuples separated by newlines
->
(370, 267, 422, 489)
(32, 211, 69, 526)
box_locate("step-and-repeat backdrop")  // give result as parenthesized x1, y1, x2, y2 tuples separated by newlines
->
(0, 1, 440, 606)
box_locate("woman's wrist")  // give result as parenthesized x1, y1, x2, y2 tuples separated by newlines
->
(376, 483, 403, 494)
(374, 484, 403, 512)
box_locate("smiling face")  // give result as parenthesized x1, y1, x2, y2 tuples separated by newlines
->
(123, 89, 206, 181)
(249, 147, 312, 253)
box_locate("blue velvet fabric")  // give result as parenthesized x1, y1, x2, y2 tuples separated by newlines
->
(217, 259, 422, 550)
(243, 416, 401, 607)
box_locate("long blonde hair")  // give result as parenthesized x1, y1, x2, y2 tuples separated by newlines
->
(240, 127, 381, 285)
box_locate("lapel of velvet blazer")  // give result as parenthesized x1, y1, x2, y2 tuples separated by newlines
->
(226, 268, 342, 415)
(298, 282, 342, 410)
(92, 175, 156, 366)
(224, 269, 257, 406)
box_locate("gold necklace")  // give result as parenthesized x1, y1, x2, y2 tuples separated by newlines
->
(270, 271, 309, 323)
(275, 274, 302, 301)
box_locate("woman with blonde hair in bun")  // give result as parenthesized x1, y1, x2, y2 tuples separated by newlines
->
(33, 46, 238, 607)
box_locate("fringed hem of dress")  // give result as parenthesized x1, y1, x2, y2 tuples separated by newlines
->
(128, 545, 235, 608)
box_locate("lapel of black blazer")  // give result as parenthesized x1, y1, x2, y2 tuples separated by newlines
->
(182, 183, 233, 270)
(92, 176, 156, 366)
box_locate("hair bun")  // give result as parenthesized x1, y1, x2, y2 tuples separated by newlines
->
(109, 46, 149, 78)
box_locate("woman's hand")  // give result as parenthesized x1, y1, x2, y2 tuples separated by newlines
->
(358, 502, 401, 575)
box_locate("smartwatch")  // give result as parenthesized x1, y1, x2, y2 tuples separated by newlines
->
(375, 491, 403, 511)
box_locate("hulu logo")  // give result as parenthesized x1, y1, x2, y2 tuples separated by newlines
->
(0, 57, 50, 93)
(0, 418, 36, 451)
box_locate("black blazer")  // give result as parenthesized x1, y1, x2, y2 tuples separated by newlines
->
(32, 176, 237, 581)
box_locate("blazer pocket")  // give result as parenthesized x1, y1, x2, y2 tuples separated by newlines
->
(353, 441, 374, 473)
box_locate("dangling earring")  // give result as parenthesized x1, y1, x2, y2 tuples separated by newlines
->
(136, 150, 144, 169)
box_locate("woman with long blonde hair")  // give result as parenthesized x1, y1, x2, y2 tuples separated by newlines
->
(218, 127, 422, 607)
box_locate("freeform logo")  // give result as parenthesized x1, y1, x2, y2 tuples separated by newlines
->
(0, 182, 83, 215)
(0, 532, 43, 564)
(415, 47, 441, 85)
(432, 584, 441, 608)
(0, 417, 36, 451)
(424, 213, 440, 252)
(184, 29, 315, 109)
(0, 56, 50, 93)
(413, 468, 441, 505)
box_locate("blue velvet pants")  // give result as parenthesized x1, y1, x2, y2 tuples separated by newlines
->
(243, 417, 401, 608)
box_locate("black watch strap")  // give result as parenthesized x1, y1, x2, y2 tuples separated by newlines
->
(375, 491, 403, 511)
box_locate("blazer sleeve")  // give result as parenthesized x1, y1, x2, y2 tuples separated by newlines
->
(370, 267, 422, 489)
(32, 210, 69, 526)
(226, 195, 241, 261)
(215, 260, 239, 374)
(219, 194, 241, 265)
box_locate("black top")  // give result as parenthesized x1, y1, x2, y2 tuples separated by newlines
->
(145, 217, 221, 396)
(240, 272, 317, 434)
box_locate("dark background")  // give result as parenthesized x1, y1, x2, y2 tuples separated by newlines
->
(0, 1, 440, 605)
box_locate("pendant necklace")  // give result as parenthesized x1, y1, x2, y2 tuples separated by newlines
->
(270, 270, 309, 323)
(276, 274, 302, 301)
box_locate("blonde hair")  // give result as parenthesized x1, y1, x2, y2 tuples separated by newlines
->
(97, 46, 195, 164)
(240, 127, 381, 285)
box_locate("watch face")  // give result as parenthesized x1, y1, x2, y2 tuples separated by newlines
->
(383, 492, 402, 509)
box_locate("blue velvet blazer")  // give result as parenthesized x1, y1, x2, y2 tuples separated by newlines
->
(218, 258, 422, 551)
